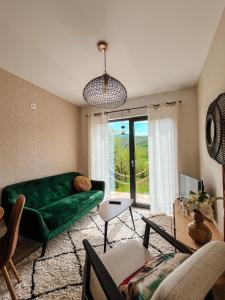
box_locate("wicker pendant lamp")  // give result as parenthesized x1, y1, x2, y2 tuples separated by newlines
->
(83, 41, 127, 108)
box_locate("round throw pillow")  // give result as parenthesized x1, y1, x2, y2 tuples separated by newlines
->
(74, 176, 92, 192)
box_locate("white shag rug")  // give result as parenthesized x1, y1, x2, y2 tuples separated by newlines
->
(0, 208, 173, 300)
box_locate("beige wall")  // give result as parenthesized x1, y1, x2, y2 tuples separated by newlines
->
(197, 9, 225, 234)
(80, 87, 199, 179)
(0, 68, 80, 193)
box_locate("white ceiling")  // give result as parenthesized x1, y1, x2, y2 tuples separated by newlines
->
(0, 0, 224, 107)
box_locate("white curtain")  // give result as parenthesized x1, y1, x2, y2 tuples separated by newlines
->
(88, 113, 110, 198)
(148, 104, 178, 214)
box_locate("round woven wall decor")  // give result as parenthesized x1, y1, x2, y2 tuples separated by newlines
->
(206, 93, 225, 164)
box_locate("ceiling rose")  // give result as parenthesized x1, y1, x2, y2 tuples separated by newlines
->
(83, 41, 127, 108)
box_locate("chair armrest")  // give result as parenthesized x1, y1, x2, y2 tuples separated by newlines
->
(142, 217, 192, 254)
(91, 180, 105, 192)
(152, 241, 225, 300)
(83, 239, 123, 300)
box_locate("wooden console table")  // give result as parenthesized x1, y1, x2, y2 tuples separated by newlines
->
(173, 199, 223, 251)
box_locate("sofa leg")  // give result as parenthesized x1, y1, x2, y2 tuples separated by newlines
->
(41, 243, 47, 257)
(97, 205, 99, 211)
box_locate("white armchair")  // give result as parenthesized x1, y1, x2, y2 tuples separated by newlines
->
(82, 217, 225, 300)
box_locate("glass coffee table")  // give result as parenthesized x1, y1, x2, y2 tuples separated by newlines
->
(99, 198, 136, 252)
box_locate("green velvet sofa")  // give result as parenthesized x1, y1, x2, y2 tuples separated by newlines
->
(1, 172, 105, 256)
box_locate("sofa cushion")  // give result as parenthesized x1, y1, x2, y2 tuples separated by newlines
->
(39, 190, 103, 230)
(152, 241, 225, 300)
(119, 252, 190, 300)
(74, 176, 92, 192)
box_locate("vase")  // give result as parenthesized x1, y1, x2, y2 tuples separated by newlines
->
(187, 210, 212, 244)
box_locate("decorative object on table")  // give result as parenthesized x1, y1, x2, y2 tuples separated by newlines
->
(188, 210, 212, 244)
(185, 191, 223, 244)
(83, 41, 127, 109)
(74, 175, 92, 192)
(173, 199, 223, 252)
(109, 200, 121, 205)
(177, 198, 189, 218)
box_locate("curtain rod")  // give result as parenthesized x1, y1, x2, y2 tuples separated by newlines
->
(88, 100, 182, 117)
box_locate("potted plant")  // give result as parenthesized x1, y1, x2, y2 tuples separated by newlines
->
(185, 191, 223, 244)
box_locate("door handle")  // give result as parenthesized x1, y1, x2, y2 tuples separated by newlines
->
(131, 160, 135, 168)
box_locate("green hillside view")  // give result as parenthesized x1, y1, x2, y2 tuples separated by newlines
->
(109, 122, 149, 195)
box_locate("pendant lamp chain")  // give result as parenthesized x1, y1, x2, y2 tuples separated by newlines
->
(104, 47, 107, 74)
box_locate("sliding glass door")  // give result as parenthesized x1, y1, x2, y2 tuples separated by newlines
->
(133, 119, 149, 207)
(108, 116, 150, 208)
(108, 120, 131, 200)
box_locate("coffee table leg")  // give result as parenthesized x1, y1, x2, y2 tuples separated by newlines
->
(104, 221, 108, 253)
(129, 207, 136, 231)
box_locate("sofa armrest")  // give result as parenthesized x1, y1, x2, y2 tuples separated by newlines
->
(91, 180, 105, 192)
(152, 241, 225, 300)
(19, 207, 49, 243)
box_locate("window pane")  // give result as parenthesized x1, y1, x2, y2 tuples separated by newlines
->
(134, 120, 150, 205)
(108, 121, 130, 199)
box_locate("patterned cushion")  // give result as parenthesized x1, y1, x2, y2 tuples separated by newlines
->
(119, 252, 190, 300)
(74, 176, 92, 192)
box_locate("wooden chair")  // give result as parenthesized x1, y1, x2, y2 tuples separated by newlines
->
(82, 217, 225, 300)
(0, 195, 25, 300)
